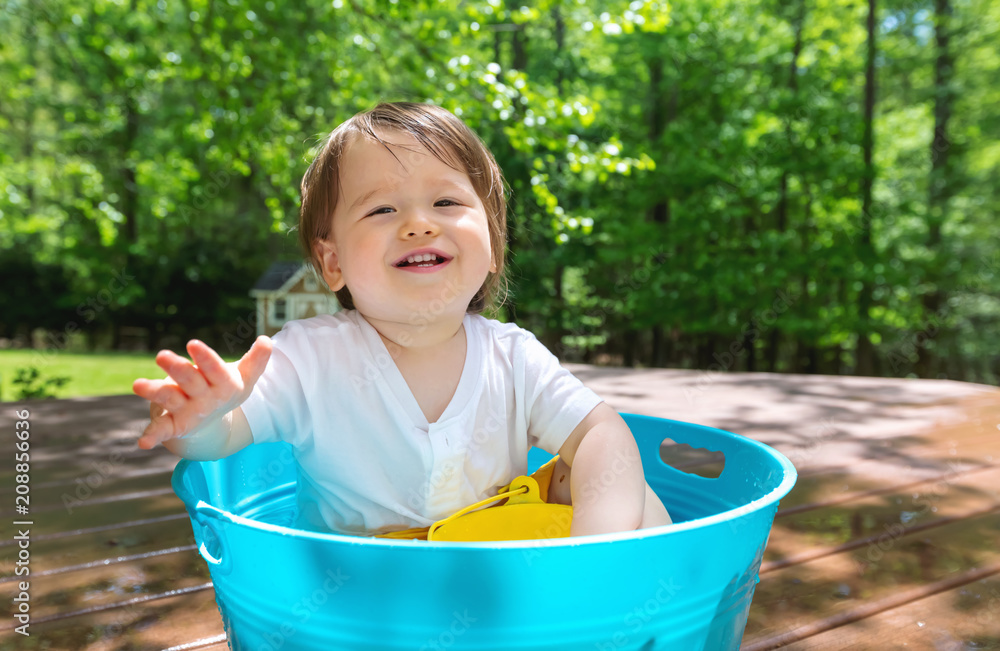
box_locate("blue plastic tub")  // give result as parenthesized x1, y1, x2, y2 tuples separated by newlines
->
(172, 414, 796, 650)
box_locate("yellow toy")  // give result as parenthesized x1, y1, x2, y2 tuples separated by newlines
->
(377, 457, 572, 542)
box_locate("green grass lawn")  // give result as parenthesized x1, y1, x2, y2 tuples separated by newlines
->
(0, 349, 234, 401)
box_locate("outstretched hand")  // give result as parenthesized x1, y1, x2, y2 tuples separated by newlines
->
(132, 336, 272, 450)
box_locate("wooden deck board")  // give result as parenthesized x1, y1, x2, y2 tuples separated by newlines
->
(761, 465, 1000, 566)
(743, 510, 1000, 642)
(0, 586, 224, 650)
(0, 548, 210, 621)
(2, 370, 998, 649)
(0, 514, 194, 583)
(778, 574, 1000, 650)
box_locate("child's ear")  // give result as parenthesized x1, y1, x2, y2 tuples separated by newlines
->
(314, 239, 346, 291)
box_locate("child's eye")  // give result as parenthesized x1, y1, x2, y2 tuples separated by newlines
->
(366, 206, 394, 216)
(435, 199, 460, 207)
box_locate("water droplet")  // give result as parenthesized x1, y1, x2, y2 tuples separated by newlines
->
(917, 621, 925, 627)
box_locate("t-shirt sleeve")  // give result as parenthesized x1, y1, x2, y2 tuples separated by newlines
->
(519, 331, 604, 455)
(240, 327, 313, 449)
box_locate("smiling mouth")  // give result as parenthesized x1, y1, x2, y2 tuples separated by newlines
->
(394, 253, 450, 268)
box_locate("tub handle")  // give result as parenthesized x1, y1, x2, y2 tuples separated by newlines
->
(624, 413, 745, 482)
(657, 437, 726, 479)
(193, 502, 233, 576)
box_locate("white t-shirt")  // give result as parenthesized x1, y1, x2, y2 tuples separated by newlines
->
(241, 309, 603, 536)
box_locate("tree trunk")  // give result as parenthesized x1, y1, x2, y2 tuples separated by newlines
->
(651, 325, 665, 367)
(765, 330, 780, 372)
(775, 0, 805, 234)
(623, 329, 639, 368)
(854, 0, 878, 376)
(511, 25, 527, 71)
(552, 4, 565, 91)
(23, 18, 37, 211)
(743, 329, 757, 372)
(646, 49, 676, 364)
(120, 0, 140, 245)
(916, 0, 955, 378)
(545, 265, 568, 357)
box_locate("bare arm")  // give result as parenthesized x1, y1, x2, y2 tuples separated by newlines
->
(133, 336, 271, 461)
(557, 402, 646, 536)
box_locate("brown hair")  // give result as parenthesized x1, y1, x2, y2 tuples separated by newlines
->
(298, 102, 508, 314)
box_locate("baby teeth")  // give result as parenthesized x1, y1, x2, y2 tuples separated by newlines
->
(406, 253, 437, 264)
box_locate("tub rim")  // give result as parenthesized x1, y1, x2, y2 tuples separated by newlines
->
(172, 414, 797, 551)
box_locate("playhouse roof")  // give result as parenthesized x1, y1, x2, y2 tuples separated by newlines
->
(251, 261, 307, 294)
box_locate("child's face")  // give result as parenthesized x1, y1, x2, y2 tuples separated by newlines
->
(316, 130, 496, 326)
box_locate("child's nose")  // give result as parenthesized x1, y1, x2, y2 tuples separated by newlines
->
(399, 210, 439, 238)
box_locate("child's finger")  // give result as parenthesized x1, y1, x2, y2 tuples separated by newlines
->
(133, 377, 179, 403)
(138, 410, 176, 449)
(148, 383, 188, 414)
(186, 340, 231, 388)
(132, 377, 160, 401)
(237, 336, 273, 388)
(155, 349, 209, 396)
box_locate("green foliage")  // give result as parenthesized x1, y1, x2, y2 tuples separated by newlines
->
(0, 0, 997, 383)
(10, 366, 70, 400)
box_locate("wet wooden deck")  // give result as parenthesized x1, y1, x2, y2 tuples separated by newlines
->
(2, 369, 998, 650)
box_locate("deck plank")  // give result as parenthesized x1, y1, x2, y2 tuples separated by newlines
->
(760, 465, 1000, 568)
(777, 573, 1000, 650)
(744, 509, 1000, 642)
(2, 491, 186, 539)
(0, 547, 210, 621)
(745, 561, 1000, 651)
(0, 585, 224, 651)
(0, 513, 194, 581)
